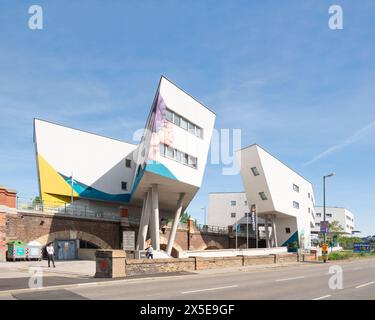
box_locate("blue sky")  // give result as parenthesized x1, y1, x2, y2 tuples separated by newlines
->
(0, 1, 374, 235)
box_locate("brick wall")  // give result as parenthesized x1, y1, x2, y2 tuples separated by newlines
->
(0, 186, 17, 208)
(5, 212, 120, 249)
(122, 253, 304, 277)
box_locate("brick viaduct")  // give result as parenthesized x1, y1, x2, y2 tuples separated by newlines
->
(0, 186, 261, 260)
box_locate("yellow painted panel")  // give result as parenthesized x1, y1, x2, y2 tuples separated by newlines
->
(37, 154, 79, 205)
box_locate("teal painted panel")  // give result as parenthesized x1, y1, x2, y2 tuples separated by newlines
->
(145, 160, 177, 180)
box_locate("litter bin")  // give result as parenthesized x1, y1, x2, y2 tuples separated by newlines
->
(26, 241, 42, 261)
(7, 240, 27, 261)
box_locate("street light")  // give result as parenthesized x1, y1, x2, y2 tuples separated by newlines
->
(323, 173, 335, 243)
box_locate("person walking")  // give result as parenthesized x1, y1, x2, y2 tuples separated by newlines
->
(146, 244, 154, 259)
(46, 243, 56, 268)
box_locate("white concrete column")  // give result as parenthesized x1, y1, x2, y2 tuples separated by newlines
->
(264, 215, 270, 248)
(136, 190, 151, 250)
(166, 193, 185, 256)
(272, 215, 278, 247)
(151, 184, 160, 250)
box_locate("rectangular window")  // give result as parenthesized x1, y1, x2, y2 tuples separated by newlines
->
(231, 201, 236, 206)
(244, 200, 248, 206)
(231, 212, 236, 218)
(159, 144, 166, 156)
(315, 223, 320, 227)
(125, 159, 131, 168)
(175, 150, 182, 163)
(308, 192, 311, 198)
(293, 201, 300, 209)
(166, 109, 173, 122)
(188, 155, 197, 169)
(196, 127, 202, 138)
(165, 108, 203, 139)
(316, 213, 321, 217)
(326, 213, 332, 218)
(259, 192, 268, 201)
(180, 117, 188, 130)
(121, 181, 127, 191)
(293, 184, 299, 192)
(183, 153, 189, 165)
(251, 167, 260, 176)
(188, 122, 196, 135)
(285, 228, 291, 234)
(308, 208, 310, 213)
(173, 114, 180, 126)
(166, 146, 174, 159)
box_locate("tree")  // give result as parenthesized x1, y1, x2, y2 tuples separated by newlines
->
(179, 212, 191, 224)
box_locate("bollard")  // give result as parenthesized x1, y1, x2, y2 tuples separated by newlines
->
(95, 249, 126, 278)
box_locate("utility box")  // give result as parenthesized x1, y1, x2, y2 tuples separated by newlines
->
(95, 249, 126, 278)
(7, 240, 27, 261)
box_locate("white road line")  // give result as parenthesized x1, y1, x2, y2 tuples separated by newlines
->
(355, 281, 375, 289)
(275, 276, 305, 282)
(312, 295, 331, 300)
(352, 267, 363, 271)
(181, 285, 238, 294)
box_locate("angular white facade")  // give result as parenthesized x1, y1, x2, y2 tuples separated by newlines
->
(236, 144, 316, 249)
(34, 76, 216, 254)
(312, 206, 356, 235)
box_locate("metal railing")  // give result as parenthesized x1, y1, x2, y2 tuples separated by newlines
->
(16, 196, 121, 221)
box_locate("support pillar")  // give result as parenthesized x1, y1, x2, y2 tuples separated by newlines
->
(151, 184, 160, 250)
(272, 215, 278, 247)
(264, 215, 270, 248)
(166, 193, 185, 256)
(136, 190, 151, 250)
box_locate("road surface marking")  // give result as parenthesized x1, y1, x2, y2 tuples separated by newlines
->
(313, 295, 331, 300)
(181, 285, 238, 294)
(275, 276, 305, 282)
(77, 282, 99, 286)
(355, 281, 375, 289)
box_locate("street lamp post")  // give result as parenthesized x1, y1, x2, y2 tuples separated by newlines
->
(323, 173, 335, 243)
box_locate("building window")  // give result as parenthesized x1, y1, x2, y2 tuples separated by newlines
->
(315, 223, 320, 227)
(244, 200, 248, 206)
(308, 192, 310, 198)
(180, 117, 188, 130)
(308, 208, 310, 213)
(316, 213, 321, 217)
(166, 109, 173, 122)
(231, 212, 236, 218)
(251, 167, 260, 176)
(159, 143, 198, 169)
(293, 201, 300, 209)
(121, 181, 128, 191)
(165, 108, 203, 139)
(231, 201, 236, 206)
(293, 184, 299, 192)
(259, 192, 268, 201)
(285, 228, 291, 234)
(326, 213, 332, 218)
(125, 159, 131, 168)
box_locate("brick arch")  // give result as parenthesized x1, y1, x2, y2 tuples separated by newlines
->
(159, 233, 184, 257)
(200, 240, 225, 250)
(33, 230, 111, 249)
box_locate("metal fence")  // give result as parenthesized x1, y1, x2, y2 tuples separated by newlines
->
(16, 196, 121, 221)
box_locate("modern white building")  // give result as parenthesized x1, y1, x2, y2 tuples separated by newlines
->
(207, 192, 270, 240)
(236, 144, 316, 249)
(312, 206, 356, 235)
(33, 76, 216, 256)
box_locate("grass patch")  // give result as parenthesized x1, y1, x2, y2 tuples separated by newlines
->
(325, 251, 375, 260)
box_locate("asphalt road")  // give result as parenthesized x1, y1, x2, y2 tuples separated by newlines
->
(1, 258, 375, 300)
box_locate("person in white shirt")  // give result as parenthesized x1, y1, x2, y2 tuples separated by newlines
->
(46, 243, 55, 268)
